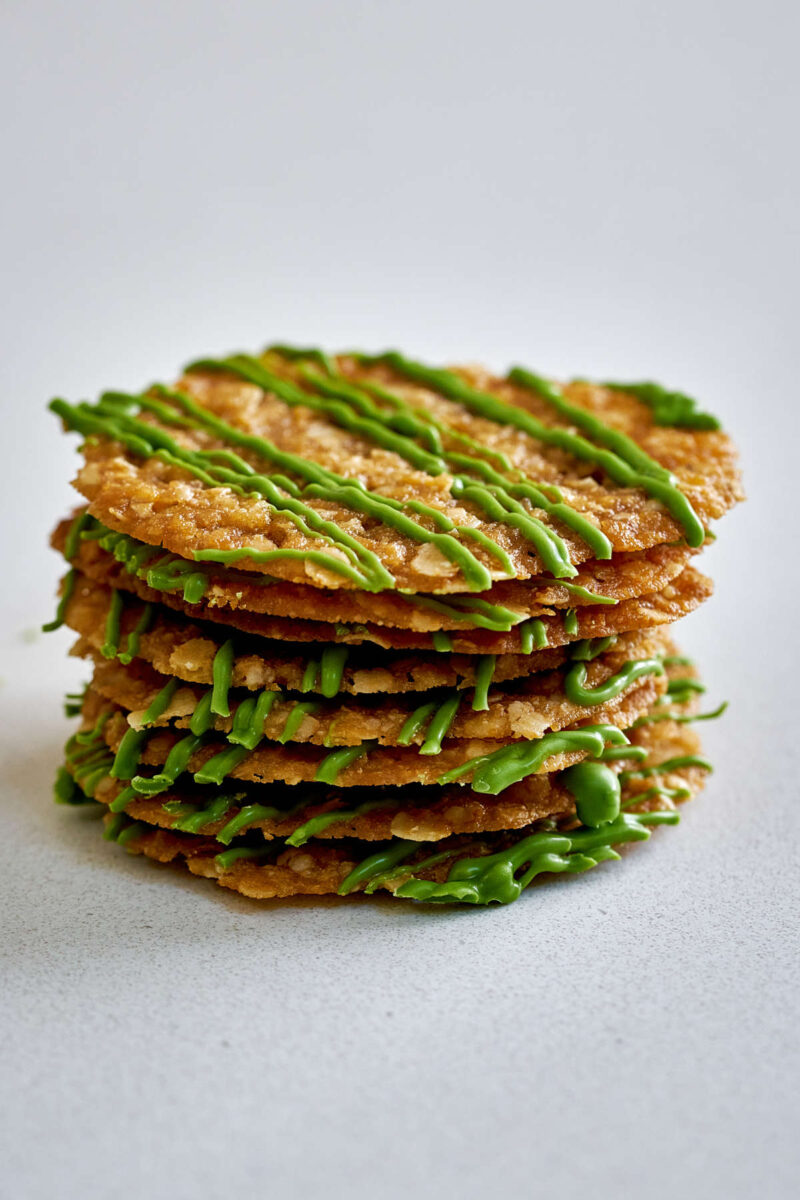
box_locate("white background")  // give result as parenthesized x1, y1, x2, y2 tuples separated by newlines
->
(1, 2, 798, 1197)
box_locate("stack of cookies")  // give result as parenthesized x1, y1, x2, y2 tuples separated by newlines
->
(46, 346, 742, 906)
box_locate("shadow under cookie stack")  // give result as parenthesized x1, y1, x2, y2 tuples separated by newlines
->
(45, 346, 742, 907)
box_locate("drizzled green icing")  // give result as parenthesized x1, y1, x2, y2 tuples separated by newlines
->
(602, 380, 721, 431)
(286, 798, 391, 847)
(301, 646, 350, 698)
(314, 743, 371, 784)
(118, 602, 154, 665)
(509, 367, 706, 546)
(564, 609, 579, 637)
(140, 678, 179, 725)
(432, 632, 453, 652)
(228, 690, 276, 749)
(397, 693, 462, 753)
(519, 618, 548, 654)
(570, 635, 617, 661)
(281, 347, 616, 566)
(472, 655, 496, 711)
(633, 700, 728, 727)
(438, 723, 629, 793)
(100, 588, 124, 659)
(564, 656, 664, 706)
(401, 592, 524, 632)
(42, 568, 76, 633)
(619, 755, 713, 782)
(210, 640, 235, 717)
(341, 810, 679, 905)
(277, 701, 319, 743)
(561, 761, 621, 827)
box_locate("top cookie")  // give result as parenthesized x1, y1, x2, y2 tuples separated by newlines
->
(51, 346, 743, 595)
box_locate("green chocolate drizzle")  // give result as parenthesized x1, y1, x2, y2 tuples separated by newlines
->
(564, 656, 664, 706)
(472, 655, 496, 711)
(438, 723, 629, 793)
(601, 380, 721, 431)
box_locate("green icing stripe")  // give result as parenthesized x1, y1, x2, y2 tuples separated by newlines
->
(561, 761, 621, 827)
(100, 588, 124, 659)
(392, 811, 678, 905)
(140, 677, 179, 725)
(432, 631, 453, 653)
(472, 655, 496, 711)
(286, 798, 392, 848)
(118, 602, 154, 665)
(42, 568, 77, 633)
(194, 744, 250, 786)
(277, 701, 320, 743)
(633, 700, 728, 727)
(619, 755, 713, 782)
(228, 690, 277, 749)
(438, 723, 629, 793)
(570, 635, 618, 661)
(210, 640, 235, 717)
(278, 347, 612, 563)
(564, 657, 664, 706)
(601, 380, 721, 431)
(519, 618, 548, 654)
(509, 367, 706, 545)
(314, 743, 371, 784)
(419, 693, 461, 754)
(564, 609, 579, 637)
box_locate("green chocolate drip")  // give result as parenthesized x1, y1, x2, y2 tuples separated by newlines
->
(140, 677, 179, 725)
(564, 656, 664, 706)
(242, 350, 608, 576)
(633, 700, 728, 727)
(403, 593, 524, 632)
(194, 744, 250, 786)
(619, 754, 713, 782)
(438, 723, 629, 793)
(118, 602, 154, 665)
(338, 841, 420, 895)
(216, 803, 283, 845)
(110, 727, 149, 780)
(277, 701, 320, 743)
(286, 798, 391, 847)
(622, 783, 691, 809)
(432, 631, 454, 653)
(472, 655, 496, 711)
(561, 761, 621, 827)
(229, 690, 277, 749)
(100, 588, 124, 659)
(189, 691, 215, 736)
(214, 847, 272, 871)
(320, 645, 349, 698)
(601, 380, 721, 430)
(397, 702, 437, 747)
(42, 568, 76, 633)
(419, 693, 461, 755)
(314, 742, 372, 784)
(163, 794, 238, 834)
(518, 618, 548, 654)
(393, 811, 678, 905)
(570, 635, 618, 661)
(210, 640, 235, 717)
(564, 609, 579, 637)
(131, 733, 203, 795)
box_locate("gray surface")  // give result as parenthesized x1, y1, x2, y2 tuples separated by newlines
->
(1, 2, 798, 1198)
